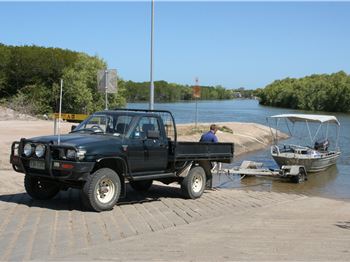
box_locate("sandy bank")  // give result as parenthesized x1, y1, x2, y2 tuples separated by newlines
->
(177, 122, 287, 156)
(0, 120, 287, 170)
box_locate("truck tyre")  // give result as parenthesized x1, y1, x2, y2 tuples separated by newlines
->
(24, 175, 60, 200)
(181, 166, 206, 199)
(129, 180, 153, 192)
(81, 168, 121, 212)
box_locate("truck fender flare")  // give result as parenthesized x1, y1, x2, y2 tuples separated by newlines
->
(94, 157, 129, 178)
(179, 160, 212, 179)
(177, 161, 193, 177)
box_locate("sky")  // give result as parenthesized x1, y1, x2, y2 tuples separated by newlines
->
(1, 1, 350, 89)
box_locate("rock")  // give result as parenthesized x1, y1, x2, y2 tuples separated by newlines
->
(0, 106, 38, 121)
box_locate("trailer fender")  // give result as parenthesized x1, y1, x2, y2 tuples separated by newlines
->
(282, 165, 306, 176)
(282, 165, 307, 183)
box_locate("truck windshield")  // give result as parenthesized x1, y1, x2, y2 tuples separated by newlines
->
(73, 114, 133, 136)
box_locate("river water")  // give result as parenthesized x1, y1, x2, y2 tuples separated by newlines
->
(127, 100, 350, 200)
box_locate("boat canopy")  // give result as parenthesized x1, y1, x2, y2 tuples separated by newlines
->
(270, 114, 340, 126)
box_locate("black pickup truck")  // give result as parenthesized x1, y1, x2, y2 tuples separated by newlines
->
(10, 109, 234, 211)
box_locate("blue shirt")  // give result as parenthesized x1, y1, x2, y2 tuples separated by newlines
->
(200, 131, 218, 143)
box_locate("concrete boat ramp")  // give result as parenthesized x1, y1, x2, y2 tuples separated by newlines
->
(0, 170, 350, 261)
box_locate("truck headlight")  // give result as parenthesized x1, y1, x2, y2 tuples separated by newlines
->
(23, 143, 33, 157)
(35, 144, 45, 158)
(66, 149, 77, 159)
(66, 149, 86, 160)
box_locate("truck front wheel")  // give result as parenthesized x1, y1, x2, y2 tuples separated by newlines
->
(181, 166, 206, 199)
(81, 168, 121, 212)
(24, 175, 60, 200)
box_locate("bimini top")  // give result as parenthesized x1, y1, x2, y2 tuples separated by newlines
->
(270, 114, 340, 125)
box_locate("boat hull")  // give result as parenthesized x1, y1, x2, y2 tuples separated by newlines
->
(272, 151, 340, 173)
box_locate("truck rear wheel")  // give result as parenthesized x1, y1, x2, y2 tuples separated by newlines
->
(129, 180, 153, 192)
(81, 168, 121, 212)
(181, 166, 206, 199)
(24, 175, 60, 200)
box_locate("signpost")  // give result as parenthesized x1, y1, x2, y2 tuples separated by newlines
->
(97, 69, 118, 110)
(193, 77, 201, 128)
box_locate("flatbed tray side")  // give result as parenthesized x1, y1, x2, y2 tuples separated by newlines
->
(173, 142, 234, 163)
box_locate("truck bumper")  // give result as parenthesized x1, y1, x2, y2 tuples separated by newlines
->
(10, 155, 95, 181)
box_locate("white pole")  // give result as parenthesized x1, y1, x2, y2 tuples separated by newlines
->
(149, 0, 155, 110)
(105, 70, 108, 110)
(195, 98, 198, 129)
(194, 77, 199, 129)
(58, 79, 63, 145)
(54, 118, 57, 135)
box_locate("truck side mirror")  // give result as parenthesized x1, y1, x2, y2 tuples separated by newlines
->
(71, 125, 77, 132)
(147, 130, 160, 139)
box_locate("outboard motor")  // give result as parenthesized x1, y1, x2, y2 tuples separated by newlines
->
(314, 139, 329, 151)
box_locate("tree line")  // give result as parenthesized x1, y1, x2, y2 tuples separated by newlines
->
(257, 71, 350, 112)
(124, 80, 238, 102)
(0, 43, 253, 115)
(0, 43, 124, 115)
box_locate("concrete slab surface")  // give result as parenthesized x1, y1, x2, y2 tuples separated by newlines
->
(0, 170, 350, 261)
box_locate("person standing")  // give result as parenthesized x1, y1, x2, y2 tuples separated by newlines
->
(200, 124, 218, 143)
(199, 124, 220, 188)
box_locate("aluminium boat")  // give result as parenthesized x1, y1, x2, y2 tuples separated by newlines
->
(268, 114, 341, 173)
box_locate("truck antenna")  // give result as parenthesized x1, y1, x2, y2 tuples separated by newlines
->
(58, 79, 63, 145)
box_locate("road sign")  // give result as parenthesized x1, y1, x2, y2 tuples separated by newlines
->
(97, 69, 118, 93)
(193, 86, 201, 98)
(193, 77, 201, 99)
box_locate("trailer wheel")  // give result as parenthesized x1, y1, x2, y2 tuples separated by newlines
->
(129, 180, 153, 192)
(181, 166, 206, 199)
(81, 168, 121, 212)
(24, 175, 60, 200)
(291, 168, 307, 184)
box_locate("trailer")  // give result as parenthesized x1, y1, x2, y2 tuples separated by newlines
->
(219, 161, 307, 183)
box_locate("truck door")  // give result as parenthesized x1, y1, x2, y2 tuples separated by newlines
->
(130, 116, 168, 172)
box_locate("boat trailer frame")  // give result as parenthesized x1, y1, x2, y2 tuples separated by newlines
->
(219, 161, 307, 183)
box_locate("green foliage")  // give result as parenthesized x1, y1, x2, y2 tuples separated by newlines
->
(0, 43, 255, 116)
(0, 44, 125, 115)
(258, 71, 350, 112)
(124, 80, 234, 102)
